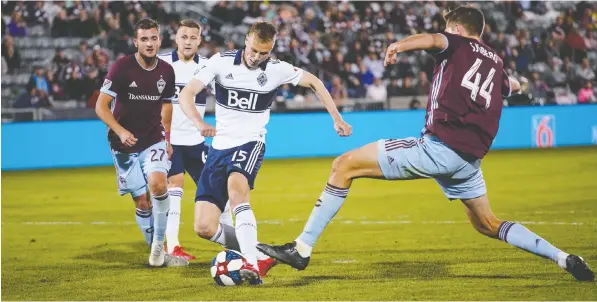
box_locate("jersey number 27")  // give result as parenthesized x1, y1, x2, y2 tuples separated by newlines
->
(461, 58, 496, 109)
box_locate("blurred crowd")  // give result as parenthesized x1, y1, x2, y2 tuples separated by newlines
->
(1, 1, 596, 111)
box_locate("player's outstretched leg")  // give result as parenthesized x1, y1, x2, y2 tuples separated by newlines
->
(258, 142, 384, 270)
(133, 193, 154, 247)
(462, 196, 594, 281)
(166, 173, 196, 261)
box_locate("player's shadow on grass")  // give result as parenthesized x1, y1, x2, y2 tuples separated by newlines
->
(75, 242, 159, 267)
(374, 261, 558, 280)
(267, 275, 362, 288)
(179, 262, 212, 276)
(374, 261, 450, 280)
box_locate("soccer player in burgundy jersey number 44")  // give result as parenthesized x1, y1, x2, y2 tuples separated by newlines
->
(95, 18, 187, 268)
(257, 6, 594, 282)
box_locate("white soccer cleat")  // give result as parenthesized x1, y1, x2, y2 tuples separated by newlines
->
(149, 240, 166, 267)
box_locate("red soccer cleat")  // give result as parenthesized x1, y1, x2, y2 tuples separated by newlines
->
(257, 257, 278, 277)
(170, 246, 196, 261)
(239, 262, 262, 285)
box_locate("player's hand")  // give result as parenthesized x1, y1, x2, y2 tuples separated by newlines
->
(384, 42, 400, 67)
(118, 129, 138, 147)
(166, 142, 173, 160)
(196, 121, 216, 137)
(334, 119, 352, 137)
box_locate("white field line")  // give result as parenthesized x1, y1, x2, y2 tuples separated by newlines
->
(6, 219, 594, 226)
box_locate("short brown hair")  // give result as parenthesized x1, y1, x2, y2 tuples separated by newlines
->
(178, 19, 202, 35)
(248, 21, 278, 42)
(443, 5, 485, 37)
(134, 18, 160, 37)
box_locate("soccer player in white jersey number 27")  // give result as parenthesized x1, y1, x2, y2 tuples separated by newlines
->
(178, 21, 352, 284)
(158, 20, 234, 262)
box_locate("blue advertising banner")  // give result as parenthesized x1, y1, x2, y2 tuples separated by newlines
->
(2, 105, 596, 171)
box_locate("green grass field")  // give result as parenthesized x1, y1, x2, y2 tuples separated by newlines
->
(2, 147, 597, 300)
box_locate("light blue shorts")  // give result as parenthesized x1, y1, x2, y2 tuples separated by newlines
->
(111, 141, 170, 198)
(377, 135, 486, 200)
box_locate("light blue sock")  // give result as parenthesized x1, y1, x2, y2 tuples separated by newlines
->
(298, 183, 349, 247)
(152, 192, 170, 242)
(498, 221, 562, 262)
(135, 208, 154, 246)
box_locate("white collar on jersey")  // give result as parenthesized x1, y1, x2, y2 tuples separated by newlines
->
(233, 49, 269, 71)
(171, 49, 199, 63)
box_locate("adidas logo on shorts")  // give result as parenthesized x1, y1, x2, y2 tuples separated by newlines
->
(225, 73, 234, 80)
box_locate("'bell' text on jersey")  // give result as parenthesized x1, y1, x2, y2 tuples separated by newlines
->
(158, 50, 209, 146)
(193, 49, 304, 149)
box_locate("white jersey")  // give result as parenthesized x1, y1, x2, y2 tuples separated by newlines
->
(193, 49, 304, 150)
(158, 50, 209, 146)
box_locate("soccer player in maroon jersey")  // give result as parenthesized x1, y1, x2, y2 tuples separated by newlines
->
(95, 18, 186, 267)
(257, 6, 594, 281)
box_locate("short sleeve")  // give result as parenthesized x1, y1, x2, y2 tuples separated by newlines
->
(100, 59, 124, 98)
(501, 69, 512, 98)
(428, 32, 463, 61)
(193, 53, 219, 87)
(162, 65, 176, 103)
(276, 61, 304, 86)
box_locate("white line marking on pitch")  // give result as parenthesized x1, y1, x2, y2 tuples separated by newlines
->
(8, 220, 593, 226)
(332, 260, 356, 264)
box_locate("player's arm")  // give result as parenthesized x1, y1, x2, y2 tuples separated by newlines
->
(179, 78, 215, 137)
(296, 71, 351, 136)
(161, 102, 173, 158)
(95, 92, 137, 147)
(384, 33, 448, 66)
(502, 69, 521, 97)
(180, 54, 219, 137)
(161, 68, 176, 145)
(509, 77, 521, 94)
(297, 71, 343, 121)
(161, 102, 172, 138)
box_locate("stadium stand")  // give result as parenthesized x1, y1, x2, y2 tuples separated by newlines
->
(1, 1, 596, 122)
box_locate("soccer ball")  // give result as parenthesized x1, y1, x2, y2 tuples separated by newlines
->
(210, 250, 246, 286)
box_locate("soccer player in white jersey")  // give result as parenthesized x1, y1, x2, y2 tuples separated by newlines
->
(158, 20, 234, 261)
(178, 22, 352, 284)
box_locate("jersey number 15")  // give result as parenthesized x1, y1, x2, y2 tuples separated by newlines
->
(461, 58, 496, 109)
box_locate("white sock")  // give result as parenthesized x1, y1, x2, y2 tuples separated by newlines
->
(556, 251, 570, 269)
(166, 187, 183, 253)
(152, 192, 170, 242)
(234, 203, 259, 268)
(220, 201, 233, 226)
(210, 223, 240, 251)
(295, 238, 313, 258)
(210, 219, 269, 260)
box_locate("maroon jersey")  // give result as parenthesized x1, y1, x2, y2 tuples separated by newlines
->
(100, 54, 176, 153)
(424, 32, 512, 159)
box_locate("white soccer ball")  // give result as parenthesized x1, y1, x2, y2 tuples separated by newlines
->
(210, 250, 246, 286)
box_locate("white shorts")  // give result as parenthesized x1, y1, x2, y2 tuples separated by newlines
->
(111, 141, 170, 198)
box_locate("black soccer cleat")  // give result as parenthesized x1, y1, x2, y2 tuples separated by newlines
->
(256, 242, 310, 271)
(565, 255, 594, 281)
